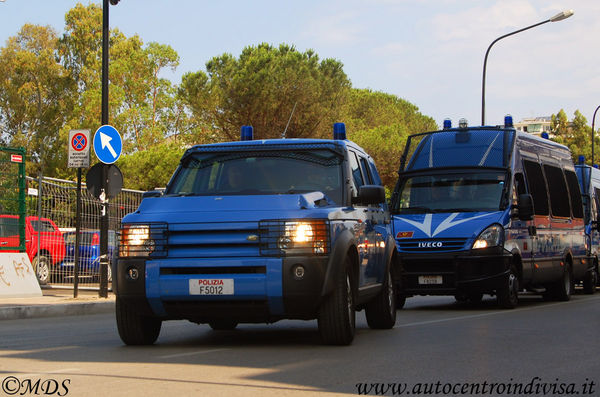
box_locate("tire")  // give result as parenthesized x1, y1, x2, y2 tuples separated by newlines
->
(33, 255, 50, 285)
(553, 264, 573, 301)
(318, 255, 355, 345)
(116, 297, 162, 345)
(395, 294, 406, 310)
(497, 266, 519, 309)
(583, 267, 598, 295)
(208, 320, 238, 331)
(365, 266, 396, 329)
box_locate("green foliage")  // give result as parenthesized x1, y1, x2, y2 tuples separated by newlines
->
(116, 142, 183, 191)
(179, 43, 351, 141)
(344, 89, 437, 189)
(551, 109, 596, 164)
(0, 24, 75, 177)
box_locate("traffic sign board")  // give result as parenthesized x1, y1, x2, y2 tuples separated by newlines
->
(86, 162, 123, 200)
(93, 125, 122, 164)
(68, 129, 90, 168)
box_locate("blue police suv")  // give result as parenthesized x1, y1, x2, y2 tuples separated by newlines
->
(115, 123, 398, 345)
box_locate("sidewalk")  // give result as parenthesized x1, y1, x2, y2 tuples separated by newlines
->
(0, 288, 115, 321)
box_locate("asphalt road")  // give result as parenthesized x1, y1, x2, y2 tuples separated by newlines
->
(0, 293, 599, 397)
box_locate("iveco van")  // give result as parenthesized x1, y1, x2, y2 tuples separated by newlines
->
(390, 116, 593, 308)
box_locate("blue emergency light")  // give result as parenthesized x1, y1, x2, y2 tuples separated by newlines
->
(333, 122, 346, 140)
(579, 155, 585, 165)
(504, 115, 514, 128)
(241, 125, 253, 141)
(443, 119, 452, 129)
(541, 132, 549, 139)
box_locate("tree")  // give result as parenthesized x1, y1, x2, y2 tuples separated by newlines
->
(551, 109, 594, 164)
(179, 43, 351, 141)
(0, 24, 75, 176)
(343, 89, 437, 189)
(116, 141, 183, 191)
(58, 4, 186, 157)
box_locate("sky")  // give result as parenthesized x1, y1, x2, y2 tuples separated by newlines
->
(1, 0, 598, 129)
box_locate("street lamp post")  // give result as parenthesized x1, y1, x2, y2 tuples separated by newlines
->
(592, 105, 600, 166)
(481, 9, 574, 126)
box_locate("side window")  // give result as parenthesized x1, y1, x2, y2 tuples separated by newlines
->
(594, 188, 600, 222)
(564, 170, 583, 219)
(514, 173, 527, 196)
(513, 172, 526, 204)
(31, 220, 55, 232)
(348, 152, 364, 190)
(543, 165, 570, 218)
(368, 160, 383, 186)
(523, 160, 549, 216)
(358, 157, 373, 184)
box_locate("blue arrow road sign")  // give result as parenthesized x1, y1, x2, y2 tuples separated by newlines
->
(93, 125, 122, 164)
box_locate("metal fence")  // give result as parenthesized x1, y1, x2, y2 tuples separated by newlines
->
(25, 175, 143, 289)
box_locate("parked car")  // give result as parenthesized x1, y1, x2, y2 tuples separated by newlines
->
(60, 230, 116, 282)
(0, 215, 66, 285)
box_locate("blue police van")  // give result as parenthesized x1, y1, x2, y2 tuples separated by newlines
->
(390, 116, 593, 308)
(574, 158, 600, 292)
(115, 123, 398, 345)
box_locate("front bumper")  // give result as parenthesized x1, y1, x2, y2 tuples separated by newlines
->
(116, 255, 329, 322)
(400, 247, 512, 295)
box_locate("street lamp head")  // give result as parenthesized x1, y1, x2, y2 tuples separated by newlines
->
(549, 9, 574, 22)
(109, 0, 120, 5)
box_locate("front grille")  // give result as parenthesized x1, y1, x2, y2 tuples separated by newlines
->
(402, 258, 455, 274)
(396, 238, 468, 252)
(167, 222, 261, 258)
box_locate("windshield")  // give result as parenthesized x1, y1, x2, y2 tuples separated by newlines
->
(166, 149, 344, 204)
(393, 170, 507, 213)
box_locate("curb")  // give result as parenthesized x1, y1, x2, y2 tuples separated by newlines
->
(0, 300, 115, 321)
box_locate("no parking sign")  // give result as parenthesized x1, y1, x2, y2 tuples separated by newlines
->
(68, 129, 90, 168)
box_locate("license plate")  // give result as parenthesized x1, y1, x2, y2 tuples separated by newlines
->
(189, 279, 234, 295)
(418, 275, 443, 285)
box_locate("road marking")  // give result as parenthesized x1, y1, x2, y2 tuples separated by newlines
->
(398, 295, 600, 328)
(158, 348, 230, 359)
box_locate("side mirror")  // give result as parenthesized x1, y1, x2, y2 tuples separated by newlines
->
(353, 185, 386, 206)
(517, 194, 534, 221)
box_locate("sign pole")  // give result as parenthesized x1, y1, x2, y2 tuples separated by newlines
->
(100, 0, 110, 298)
(74, 168, 81, 298)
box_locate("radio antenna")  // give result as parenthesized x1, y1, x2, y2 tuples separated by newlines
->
(282, 102, 297, 138)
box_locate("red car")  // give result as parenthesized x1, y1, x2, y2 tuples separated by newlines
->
(0, 215, 66, 285)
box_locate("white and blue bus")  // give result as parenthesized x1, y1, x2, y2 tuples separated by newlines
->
(390, 116, 594, 308)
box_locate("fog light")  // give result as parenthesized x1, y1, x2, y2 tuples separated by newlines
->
(127, 267, 139, 281)
(293, 265, 305, 280)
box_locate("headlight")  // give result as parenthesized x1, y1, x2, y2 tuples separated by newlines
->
(260, 220, 330, 256)
(472, 224, 504, 250)
(119, 223, 166, 257)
